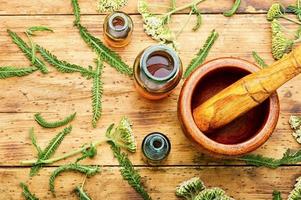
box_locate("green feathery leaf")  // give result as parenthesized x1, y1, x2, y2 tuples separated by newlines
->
(252, 51, 268, 68)
(75, 23, 132, 76)
(288, 3, 301, 22)
(288, 177, 301, 200)
(273, 190, 283, 200)
(70, 0, 132, 76)
(26, 26, 53, 36)
(106, 117, 137, 152)
(0, 66, 37, 79)
(223, 0, 241, 17)
(238, 149, 301, 169)
(76, 143, 97, 163)
(37, 45, 95, 79)
(109, 141, 151, 200)
(75, 186, 92, 200)
(91, 58, 103, 128)
(30, 126, 73, 176)
(238, 154, 280, 169)
(7, 29, 48, 74)
(71, 0, 81, 25)
(49, 164, 100, 195)
(29, 128, 42, 157)
(176, 177, 206, 199)
(191, 5, 202, 32)
(97, 0, 128, 12)
(183, 29, 218, 78)
(34, 112, 76, 128)
(20, 182, 39, 200)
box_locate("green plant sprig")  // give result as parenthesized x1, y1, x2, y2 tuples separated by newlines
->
(37, 45, 96, 79)
(183, 29, 218, 78)
(91, 58, 103, 128)
(252, 51, 268, 68)
(237, 148, 301, 169)
(30, 126, 73, 176)
(0, 66, 37, 79)
(71, 0, 133, 76)
(34, 112, 76, 128)
(20, 182, 39, 200)
(109, 141, 152, 200)
(267, 3, 301, 25)
(223, 0, 241, 17)
(21, 117, 136, 165)
(49, 163, 100, 195)
(75, 186, 92, 200)
(7, 29, 48, 74)
(273, 190, 283, 200)
(26, 26, 54, 36)
(192, 5, 202, 32)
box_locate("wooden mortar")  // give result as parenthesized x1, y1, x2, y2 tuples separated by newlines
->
(178, 58, 280, 156)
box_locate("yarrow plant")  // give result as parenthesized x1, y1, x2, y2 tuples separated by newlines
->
(270, 19, 301, 60)
(289, 115, 301, 144)
(97, 0, 128, 12)
(176, 177, 233, 200)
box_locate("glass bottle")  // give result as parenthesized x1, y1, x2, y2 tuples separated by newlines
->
(133, 44, 183, 100)
(103, 11, 133, 48)
(142, 132, 171, 165)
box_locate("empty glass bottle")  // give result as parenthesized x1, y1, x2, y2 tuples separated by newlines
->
(103, 11, 133, 47)
(133, 44, 183, 100)
(142, 132, 171, 165)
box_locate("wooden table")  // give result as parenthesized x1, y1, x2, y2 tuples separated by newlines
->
(0, 0, 300, 199)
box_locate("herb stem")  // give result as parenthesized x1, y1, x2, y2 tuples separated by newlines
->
(163, 0, 205, 17)
(176, 9, 193, 38)
(282, 15, 301, 25)
(21, 137, 108, 165)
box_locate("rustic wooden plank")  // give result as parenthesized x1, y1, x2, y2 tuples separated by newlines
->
(0, 14, 301, 166)
(0, 166, 299, 199)
(0, 0, 296, 15)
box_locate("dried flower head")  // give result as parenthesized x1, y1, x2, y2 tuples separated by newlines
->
(106, 117, 137, 152)
(97, 0, 128, 12)
(292, 129, 301, 144)
(272, 31, 294, 60)
(138, 0, 176, 48)
(194, 188, 233, 200)
(267, 3, 285, 21)
(288, 177, 301, 200)
(176, 177, 205, 199)
(271, 19, 282, 36)
(290, 115, 301, 130)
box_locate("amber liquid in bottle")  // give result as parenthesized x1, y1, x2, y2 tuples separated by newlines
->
(146, 53, 174, 78)
(103, 11, 133, 48)
(133, 45, 183, 100)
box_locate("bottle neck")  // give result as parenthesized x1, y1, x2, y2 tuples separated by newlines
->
(107, 12, 131, 39)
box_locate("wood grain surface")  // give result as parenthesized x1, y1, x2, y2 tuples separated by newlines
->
(0, 0, 300, 199)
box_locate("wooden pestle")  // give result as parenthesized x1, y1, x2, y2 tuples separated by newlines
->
(193, 45, 301, 133)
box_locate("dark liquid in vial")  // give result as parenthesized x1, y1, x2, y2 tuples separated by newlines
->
(112, 17, 125, 29)
(146, 53, 174, 78)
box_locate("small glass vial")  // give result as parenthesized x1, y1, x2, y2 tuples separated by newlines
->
(103, 11, 133, 48)
(133, 45, 183, 100)
(142, 132, 171, 165)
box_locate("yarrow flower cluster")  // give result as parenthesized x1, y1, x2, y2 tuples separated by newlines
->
(176, 177, 234, 200)
(98, 0, 128, 12)
(289, 115, 301, 144)
(138, 0, 176, 48)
